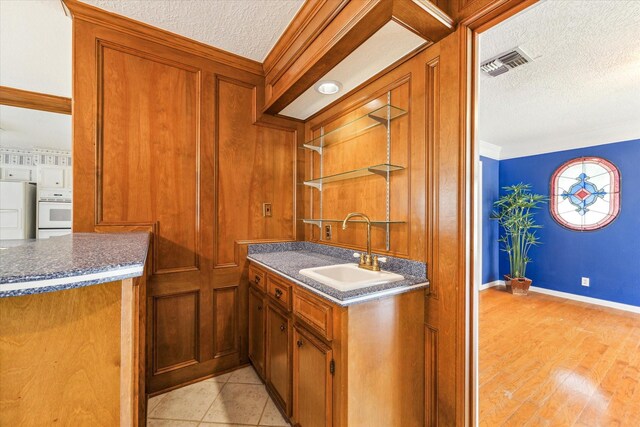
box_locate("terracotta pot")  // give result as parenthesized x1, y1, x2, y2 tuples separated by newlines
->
(504, 275, 532, 295)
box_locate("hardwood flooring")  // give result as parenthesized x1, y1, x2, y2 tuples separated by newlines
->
(479, 287, 640, 426)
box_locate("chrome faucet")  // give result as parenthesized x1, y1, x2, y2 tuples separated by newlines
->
(341, 212, 380, 271)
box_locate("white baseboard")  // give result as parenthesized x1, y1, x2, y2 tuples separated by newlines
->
(529, 286, 640, 314)
(479, 281, 639, 314)
(479, 280, 504, 291)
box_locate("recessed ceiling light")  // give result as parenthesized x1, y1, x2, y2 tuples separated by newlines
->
(314, 80, 342, 95)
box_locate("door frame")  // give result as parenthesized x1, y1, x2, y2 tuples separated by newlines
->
(462, 0, 540, 425)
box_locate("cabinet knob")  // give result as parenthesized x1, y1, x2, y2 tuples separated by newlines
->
(296, 340, 303, 348)
(257, 305, 262, 311)
(255, 275, 261, 283)
(275, 289, 282, 299)
(280, 324, 286, 332)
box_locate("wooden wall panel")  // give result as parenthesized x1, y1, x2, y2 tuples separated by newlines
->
(304, 63, 424, 261)
(308, 85, 411, 256)
(70, 4, 301, 397)
(215, 78, 296, 267)
(302, 26, 472, 426)
(99, 43, 199, 273)
(153, 292, 199, 374)
(213, 287, 238, 358)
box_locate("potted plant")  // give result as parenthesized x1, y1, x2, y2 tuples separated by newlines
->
(491, 183, 547, 295)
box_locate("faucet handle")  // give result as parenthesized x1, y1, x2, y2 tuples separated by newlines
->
(372, 255, 380, 271)
(359, 253, 366, 266)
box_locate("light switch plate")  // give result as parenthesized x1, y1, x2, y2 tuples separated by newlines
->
(263, 203, 272, 217)
(581, 277, 590, 287)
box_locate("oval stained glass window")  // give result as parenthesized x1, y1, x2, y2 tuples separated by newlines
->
(550, 157, 620, 231)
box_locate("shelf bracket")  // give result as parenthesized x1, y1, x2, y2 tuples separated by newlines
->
(368, 114, 390, 126)
(302, 219, 322, 228)
(303, 181, 322, 191)
(302, 144, 322, 154)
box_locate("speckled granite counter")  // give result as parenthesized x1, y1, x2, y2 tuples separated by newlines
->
(247, 242, 428, 306)
(0, 232, 149, 298)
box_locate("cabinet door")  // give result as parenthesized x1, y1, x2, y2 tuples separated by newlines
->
(293, 326, 333, 427)
(39, 168, 64, 188)
(2, 167, 32, 182)
(248, 288, 265, 377)
(266, 303, 291, 414)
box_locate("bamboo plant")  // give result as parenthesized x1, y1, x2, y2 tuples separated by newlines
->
(491, 183, 547, 279)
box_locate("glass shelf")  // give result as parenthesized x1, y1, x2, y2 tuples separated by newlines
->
(302, 219, 406, 228)
(301, 104, 407, 152)
(303, 163, 404, 189)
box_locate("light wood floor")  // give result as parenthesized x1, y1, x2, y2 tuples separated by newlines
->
(479, 287, 640, 426)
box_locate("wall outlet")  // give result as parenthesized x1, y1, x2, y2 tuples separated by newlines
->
(581, 277, 590, 287)
(262, 203, 272, 217)
(324, 224, 332, 240)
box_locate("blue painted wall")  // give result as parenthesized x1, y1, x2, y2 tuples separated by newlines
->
(480, 156, 500, 284)
(491, 139, 640, 306)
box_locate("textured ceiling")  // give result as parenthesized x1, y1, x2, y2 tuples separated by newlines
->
(81, 0, 304, 61)
(478, 0, 640, 159)
(0, 0, 71, 97)
(0, 106, 71, 151)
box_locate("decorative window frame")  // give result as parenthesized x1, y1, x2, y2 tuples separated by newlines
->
(550, 156, 621, 231)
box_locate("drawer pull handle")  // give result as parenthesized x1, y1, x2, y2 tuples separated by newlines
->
(275, 289, 283, 299)
(297, 340, 303, 348)
(280, 324, 286, 332)
(255, 275, 261, 284)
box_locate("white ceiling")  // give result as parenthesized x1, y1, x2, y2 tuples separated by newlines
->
(0, 1, 72, 152)
(0, 106, 72, 151)
(280, 21, 427, 120)
(81, 0, 304, 62)
(0, 0, 71, 97)
(478, 0, 640, 159)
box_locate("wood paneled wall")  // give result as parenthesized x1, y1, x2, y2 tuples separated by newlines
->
(303, 26, 473, 425)
(68, 1, 301, 394)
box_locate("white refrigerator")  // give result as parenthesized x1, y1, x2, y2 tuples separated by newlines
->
(0, 181, 37, 239)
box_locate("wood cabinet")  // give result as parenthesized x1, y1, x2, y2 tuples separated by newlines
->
(248, 261, 425, 427)
(0, 276, 146, 426)
(266, 303, 291, 414)
(293, 325, 333, 427)
(248, 287, 266, 377)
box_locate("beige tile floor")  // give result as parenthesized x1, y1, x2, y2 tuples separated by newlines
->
(147, 366, 291, 427)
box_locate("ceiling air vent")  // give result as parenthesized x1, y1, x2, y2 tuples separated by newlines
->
(480, 47, 532, 77)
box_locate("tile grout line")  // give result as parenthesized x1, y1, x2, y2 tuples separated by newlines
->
(256, 393, 270, 427)
(198, 376, 230, 424)
(148, 367, 272, 426)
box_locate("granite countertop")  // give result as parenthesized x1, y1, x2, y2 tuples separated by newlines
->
(0, 232, 150, 298)
(247, 242, 429, 306)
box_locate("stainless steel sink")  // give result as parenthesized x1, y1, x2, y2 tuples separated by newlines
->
(299, 263, 404, 291)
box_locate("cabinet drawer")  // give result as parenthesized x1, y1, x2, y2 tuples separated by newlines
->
(249, 264, 266, 292)
(267, 275, 292, 312)
(293, 287, 333, 341)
